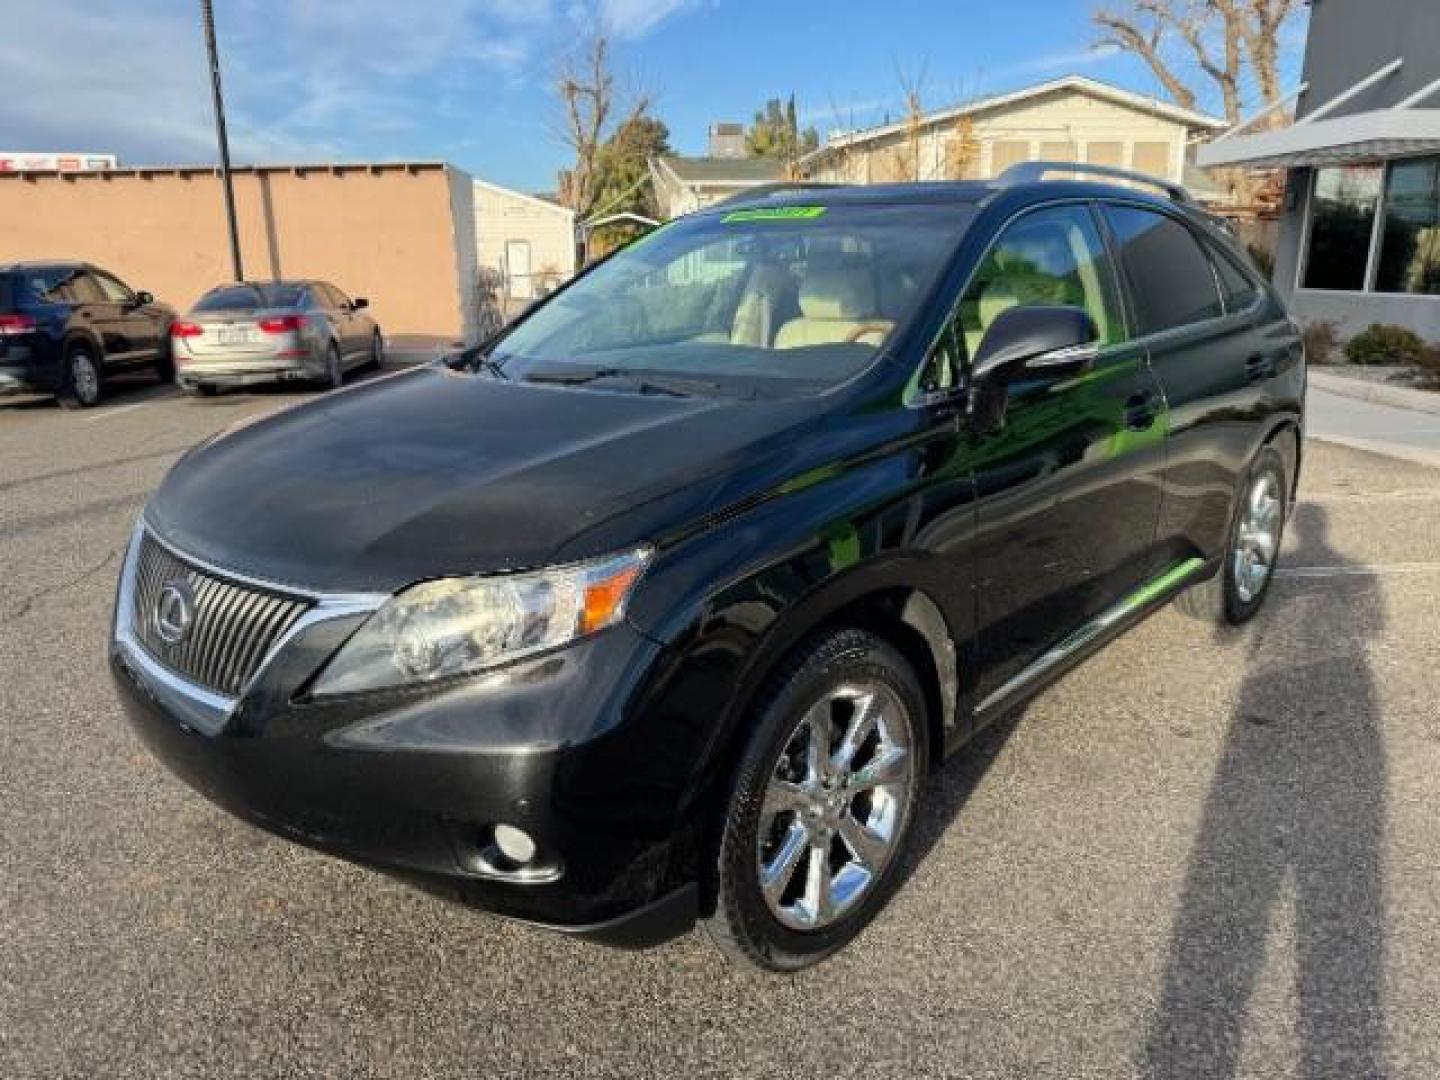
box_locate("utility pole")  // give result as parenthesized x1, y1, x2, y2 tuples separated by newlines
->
(201, 0, 244, 282)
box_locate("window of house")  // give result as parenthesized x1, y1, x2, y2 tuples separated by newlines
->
(1038, 141, 1078, 162)
(1102, 205, 1223, 334)
(991, 141, 1030, 173)
(1375, 157, 1440, 295)
(1132, 141, 1172, 178)
(1302, 165, 1382, 291)
(1086, 142, 1124, 168)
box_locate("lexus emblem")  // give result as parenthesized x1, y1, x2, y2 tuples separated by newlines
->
(153, 580, 196, 646)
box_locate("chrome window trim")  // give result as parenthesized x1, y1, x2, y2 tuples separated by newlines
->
(113, 521, 388, 733)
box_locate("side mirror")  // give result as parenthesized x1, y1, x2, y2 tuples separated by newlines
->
(969, 305, 1099, 433)
(135, 290, 155, 306)
(350, 297, 369, 310)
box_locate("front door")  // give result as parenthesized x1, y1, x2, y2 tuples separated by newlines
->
(91, 268, 159, 361)
(960, 203, 1169, 704)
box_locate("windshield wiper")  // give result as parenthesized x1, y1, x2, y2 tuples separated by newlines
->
(524, 367, 722, 398)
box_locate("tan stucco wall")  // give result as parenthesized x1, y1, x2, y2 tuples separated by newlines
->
(0, 165, 469, 338)
(472, 180, 576, 300)
(805, 89, 1191, 185)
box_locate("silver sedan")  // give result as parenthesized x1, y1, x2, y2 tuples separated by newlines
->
(171, 280, 382, 394)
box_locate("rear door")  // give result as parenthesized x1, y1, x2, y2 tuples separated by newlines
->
(1099, 203, 1280, 568)
(963, 202, 1169, 704)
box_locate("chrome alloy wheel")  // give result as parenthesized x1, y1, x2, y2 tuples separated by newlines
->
(71, 351, 100, 404)
(756, 682, 916, 931)
(1233, 471, 1282, 603)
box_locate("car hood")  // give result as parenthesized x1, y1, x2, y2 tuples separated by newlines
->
(146, 365, 819, 594)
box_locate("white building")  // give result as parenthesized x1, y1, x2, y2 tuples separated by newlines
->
(472, 178, 576, 315)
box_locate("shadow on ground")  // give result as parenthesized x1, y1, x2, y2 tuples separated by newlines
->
(1144, 506, 1387, 1078)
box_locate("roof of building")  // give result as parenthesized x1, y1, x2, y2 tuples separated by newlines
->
(802, 75, 1229, 167)
(653, 155, 787, 187)
(0, 160, 454, 181)
(471, 176, 576, 217)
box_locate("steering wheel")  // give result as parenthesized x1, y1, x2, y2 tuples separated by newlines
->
(844, 323, 891, 344)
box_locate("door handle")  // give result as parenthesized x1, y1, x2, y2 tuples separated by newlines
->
(1123, 392, 1158, 431)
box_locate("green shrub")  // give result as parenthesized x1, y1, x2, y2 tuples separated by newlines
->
(1301, 319, 1341, 365)
(1344, 323, 1427, 366)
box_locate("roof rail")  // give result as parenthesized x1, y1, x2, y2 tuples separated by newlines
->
(712, 181, 843, 208)
(996, 161, 1194, 205)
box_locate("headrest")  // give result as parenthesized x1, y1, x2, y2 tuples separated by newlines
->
(798, 268, 875, 320)
(979, 280, 1022, 327)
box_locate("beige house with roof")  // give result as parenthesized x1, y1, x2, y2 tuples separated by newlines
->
(649, 155, 787, 220)
(799, 75, 1227, 192)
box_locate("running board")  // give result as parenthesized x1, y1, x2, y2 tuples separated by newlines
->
(973, 557, 1207, 717)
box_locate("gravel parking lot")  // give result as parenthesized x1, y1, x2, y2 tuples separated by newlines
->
(3, 370, 1439, 1078)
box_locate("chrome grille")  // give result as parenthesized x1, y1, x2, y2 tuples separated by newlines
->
(130, 533, 311, 697)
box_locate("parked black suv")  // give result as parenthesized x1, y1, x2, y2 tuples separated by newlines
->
(0, 261, 175, 408)
(110, 165, 1304, 971)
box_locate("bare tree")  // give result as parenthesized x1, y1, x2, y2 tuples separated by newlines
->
(554, 30, 650, 216)
(1094, 0, 1300, 126)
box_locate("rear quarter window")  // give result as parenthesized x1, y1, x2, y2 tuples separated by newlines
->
(1102, 204, 1224, 335)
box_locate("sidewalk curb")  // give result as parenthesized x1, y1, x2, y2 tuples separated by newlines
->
(1310, 370, 1440, 416)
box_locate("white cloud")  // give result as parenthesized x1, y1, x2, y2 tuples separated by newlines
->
(1008, 42, 1122, 77)
(0, 0, 697, 167)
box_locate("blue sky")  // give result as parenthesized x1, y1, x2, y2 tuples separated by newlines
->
(2, 0, 1307, 194)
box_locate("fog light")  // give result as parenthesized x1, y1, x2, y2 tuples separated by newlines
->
(493, 824, 537, 865)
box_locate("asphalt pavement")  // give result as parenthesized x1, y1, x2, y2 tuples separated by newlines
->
(2, 371, 1440, 1078)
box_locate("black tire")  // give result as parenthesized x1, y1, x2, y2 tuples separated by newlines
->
(153, 340, 176, 384)
(366, 331, 384, 372)
(703, 627, 930, 972)
(1175, 443, 1289, 625)
(56, 343, 103, 409)
(320, 341, 343, 390)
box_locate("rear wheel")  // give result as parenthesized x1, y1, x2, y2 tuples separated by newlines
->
(321, 341, 343, 390)
(1175, 444, 1288, 625)
(154, 340, 176, 383)
(704, 627, 929, 971)
(57, 344, 103, 409)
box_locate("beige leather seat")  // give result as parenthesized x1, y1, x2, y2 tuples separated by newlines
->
(774, 268, 892, 349)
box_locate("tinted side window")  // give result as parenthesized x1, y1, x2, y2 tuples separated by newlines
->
(1102, 205, 1223, 334)
(959, 203, 1125, 359)
(92, 270, 134, 303)
(1209, 246, 1261, 312)
(69, 272, 108, 304)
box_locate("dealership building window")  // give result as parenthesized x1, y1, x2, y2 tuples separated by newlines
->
(1303, 157, 1440, 295)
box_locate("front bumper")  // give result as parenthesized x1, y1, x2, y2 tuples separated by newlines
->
(108, 527, 700, 945)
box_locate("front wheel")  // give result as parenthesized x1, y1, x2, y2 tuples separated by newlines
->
(1176, 444, 1288, 625)
(704, 627, 929, 971)
(57, 344, 103, 409)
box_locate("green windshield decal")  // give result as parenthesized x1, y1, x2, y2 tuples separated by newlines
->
(721, 206, 827, 223)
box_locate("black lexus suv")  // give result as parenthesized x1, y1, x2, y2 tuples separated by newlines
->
(110, 165, 1304, 971)
(0, 261, 175, 407)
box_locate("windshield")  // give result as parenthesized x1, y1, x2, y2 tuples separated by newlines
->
(491, 203, 973, 395)
(194, 284, 303, 312)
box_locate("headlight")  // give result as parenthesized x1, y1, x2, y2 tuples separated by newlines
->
(312, 549, 650, 695)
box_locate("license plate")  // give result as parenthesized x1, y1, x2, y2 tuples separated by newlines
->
(217, 328, 251, 346)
